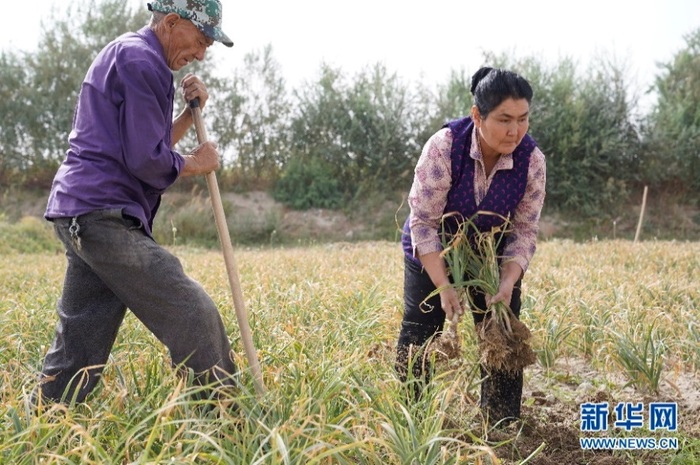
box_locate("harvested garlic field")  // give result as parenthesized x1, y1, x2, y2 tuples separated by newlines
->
(1, 240, 698, 464)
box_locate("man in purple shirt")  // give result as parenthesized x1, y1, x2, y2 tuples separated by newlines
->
(38, 0, 238, 405)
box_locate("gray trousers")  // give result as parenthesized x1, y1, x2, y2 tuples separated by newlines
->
(39, 209, 237, 403)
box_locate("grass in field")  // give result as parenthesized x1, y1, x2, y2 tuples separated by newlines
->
(1, 239, 698, 464)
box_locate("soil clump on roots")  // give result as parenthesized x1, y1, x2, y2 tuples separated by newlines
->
(430, 308, 536, 372)
(429, 319, 462, 362)
(477, 309, 536, 372)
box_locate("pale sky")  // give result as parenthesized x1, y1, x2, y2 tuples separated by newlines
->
(2, 0, 699, 108)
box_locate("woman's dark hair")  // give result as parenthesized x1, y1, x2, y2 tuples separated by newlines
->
(470, 67, 533, 117)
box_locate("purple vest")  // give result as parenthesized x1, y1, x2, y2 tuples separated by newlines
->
(402, 117, 536, 263)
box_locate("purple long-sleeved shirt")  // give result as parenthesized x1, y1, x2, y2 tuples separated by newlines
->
(45, 27, 184, 236)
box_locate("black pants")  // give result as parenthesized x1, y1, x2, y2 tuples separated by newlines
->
(396, 256, 523, 423)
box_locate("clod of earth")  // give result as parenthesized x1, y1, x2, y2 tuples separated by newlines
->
(477, 309, 537, 373)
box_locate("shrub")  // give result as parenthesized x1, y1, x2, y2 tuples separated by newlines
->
(273, 157, 343, 210)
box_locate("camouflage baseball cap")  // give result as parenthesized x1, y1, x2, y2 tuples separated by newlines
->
(148, 0, 233, 47)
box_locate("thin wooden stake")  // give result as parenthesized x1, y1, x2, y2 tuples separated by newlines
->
(634, 185, 648, 243)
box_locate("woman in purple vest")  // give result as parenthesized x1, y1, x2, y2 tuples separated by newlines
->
(397, 67, 546, 426)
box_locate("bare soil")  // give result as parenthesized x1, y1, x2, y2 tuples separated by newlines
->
(220, 190, 385, 241)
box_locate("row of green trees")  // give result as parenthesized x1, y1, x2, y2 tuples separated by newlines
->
(1, 0, 698, 217)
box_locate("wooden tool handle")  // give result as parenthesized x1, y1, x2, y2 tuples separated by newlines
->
(189, 98, 265, 396)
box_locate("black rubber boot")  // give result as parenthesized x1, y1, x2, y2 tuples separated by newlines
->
(480, 366, 523, 426)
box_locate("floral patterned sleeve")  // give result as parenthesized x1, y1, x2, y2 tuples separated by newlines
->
(408, 128, 454, 258)
(502, 146, 547, 273)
